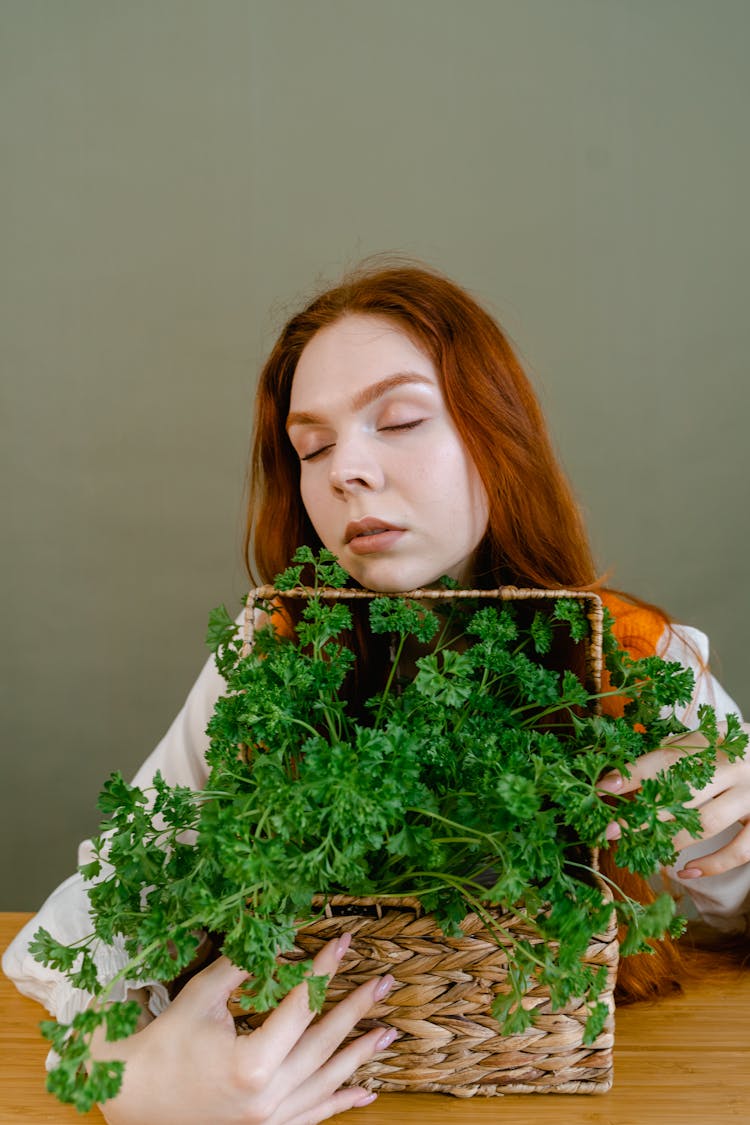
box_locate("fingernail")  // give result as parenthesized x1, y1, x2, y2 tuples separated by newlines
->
(605, 821, 621, 842)
(678, 867, 703, 880)
(375, 1026, 398, 1051)
(352, 1091, 378, 1107)
(373, 973, 395, 1001)
(335, 933, 352, 959)
(598, 773, 623, 793)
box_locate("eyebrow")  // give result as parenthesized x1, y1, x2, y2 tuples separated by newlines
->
(286, 372, 434, 429)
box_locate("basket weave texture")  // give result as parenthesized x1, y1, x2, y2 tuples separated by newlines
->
(232, 893, 618, 1096)
(231, 584, 617, 1096)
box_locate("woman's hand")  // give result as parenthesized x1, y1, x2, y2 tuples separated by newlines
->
(598, 721, 750, 879)
(92, 933, 396, 1125)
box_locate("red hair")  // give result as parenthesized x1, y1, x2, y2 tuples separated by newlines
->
(244, 259, 687, 1001)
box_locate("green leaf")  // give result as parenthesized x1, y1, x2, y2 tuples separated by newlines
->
(275, 546, 349, 590)
(369, 596, 439, 642)
(560, 669, 590, 709)
(530, 611, 553, 655)
(720, 712, 749, 762)
(413, 651, 473, 707)
(103, 1000, 141, 1042)
(205, 605, 238, 654)
(274, 565, 303, 590)
(40, 1018, 72, 1053)
(466, 604, 518, 646)
(552, 599, 589, 642)
(617, 893, 678, 956)
(97, 772, 145, 816)
(47, 1058, 125, 1113)
(314, 549, 350, 588)
(583, 1000, 610, 1044)
(386, 822, 432, 858)
(29, 928, 80, 973)
(79, 859, 102, 881)
(70, 950, 100, 993)
(493, 774, 540, 820)
(305, 973, 329, 1013)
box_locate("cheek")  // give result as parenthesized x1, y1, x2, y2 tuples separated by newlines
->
(468, 467, 490, 535)
(437, 446, 488, 521)
(299, 476, 328, 533)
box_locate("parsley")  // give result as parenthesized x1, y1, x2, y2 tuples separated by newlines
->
(33, 548, 747, 1110)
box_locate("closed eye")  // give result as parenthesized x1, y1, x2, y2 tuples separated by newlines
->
(379, 419, 424, 434)
(300, 443, 334, 462)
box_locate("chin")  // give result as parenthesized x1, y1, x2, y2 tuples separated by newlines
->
(347, 559, 447, 593)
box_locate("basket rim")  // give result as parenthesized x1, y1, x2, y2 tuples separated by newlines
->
(311, 867, 613, 917)
(242, 583, 604, 693)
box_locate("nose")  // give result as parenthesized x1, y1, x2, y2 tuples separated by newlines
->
(328, 436, 385, 496)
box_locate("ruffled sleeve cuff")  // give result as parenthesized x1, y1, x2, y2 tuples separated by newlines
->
(1, 871, 171, 1069)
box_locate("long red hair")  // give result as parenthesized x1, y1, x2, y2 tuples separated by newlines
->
(244, 259, 687, 1001)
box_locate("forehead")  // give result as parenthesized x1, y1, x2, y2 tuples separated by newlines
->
(289, 314, 437, 409)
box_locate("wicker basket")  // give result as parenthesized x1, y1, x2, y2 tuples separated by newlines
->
(231, 584, 616, 1096)
(232, 892, 618, 1096)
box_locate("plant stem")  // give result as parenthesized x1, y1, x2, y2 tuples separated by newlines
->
(374, 632, 408, 728)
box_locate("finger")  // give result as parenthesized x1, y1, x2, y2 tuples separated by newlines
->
(672, 790, 748, 851)
(277, 1023, 398, 1124)
(678, 821, 750, 879)
(604, 802, 679, 844)
(605, 779, 745, 847)
(598, 737, 744, 801)
(279, 972, 395, 1088)
(598, 746, 685, 795)
(679, 776, 732, 810)
(238, 933, 351, 1075)
(177, 954, 251, 1020)
(674, 801, 750, 873)
(283, 1085, 377, 1125)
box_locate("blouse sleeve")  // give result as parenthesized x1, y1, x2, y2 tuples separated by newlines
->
(1, 646, 227, 1032)
(653, 623, 750, 938)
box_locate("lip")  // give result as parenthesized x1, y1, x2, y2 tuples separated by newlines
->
(344, 517, 403, 543)
(344, 517, 406, 555)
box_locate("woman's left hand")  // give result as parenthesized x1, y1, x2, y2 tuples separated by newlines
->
(598, 721, 750, 879)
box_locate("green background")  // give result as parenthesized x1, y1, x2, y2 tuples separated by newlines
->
(2, 0, 748, 909)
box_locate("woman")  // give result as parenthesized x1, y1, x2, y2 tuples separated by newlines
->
(5, 262, 749, 1124)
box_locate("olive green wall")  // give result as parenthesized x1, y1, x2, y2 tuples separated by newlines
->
(2, 0, 748, 908)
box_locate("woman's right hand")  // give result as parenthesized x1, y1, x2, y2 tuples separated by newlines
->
(92, 933, 396, 1125)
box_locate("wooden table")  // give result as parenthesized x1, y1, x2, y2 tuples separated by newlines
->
(2, 912, 748, 1123)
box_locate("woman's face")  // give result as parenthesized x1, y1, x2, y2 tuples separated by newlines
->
(287, 314, 489, 591)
